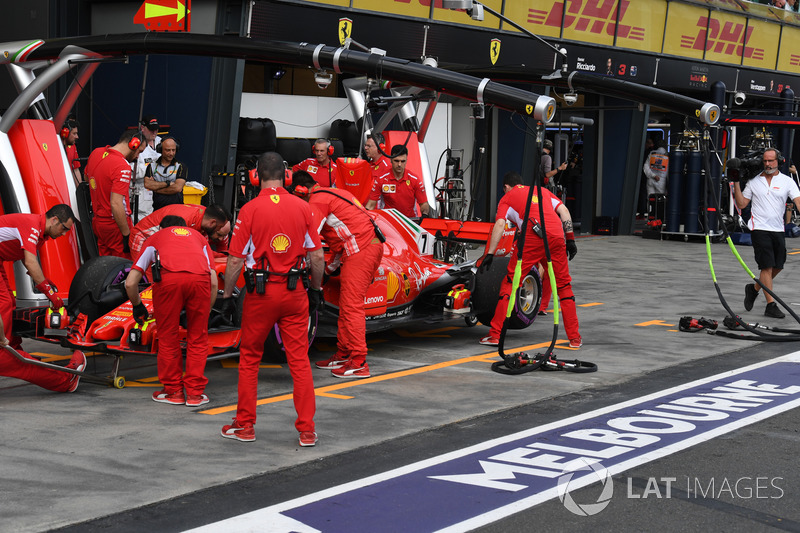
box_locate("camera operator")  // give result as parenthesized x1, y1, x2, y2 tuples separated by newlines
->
(732, 148, 800, 318)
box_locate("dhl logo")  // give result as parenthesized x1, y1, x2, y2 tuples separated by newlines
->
(681, 17, 763, 59)
(528, 0, 645, 41)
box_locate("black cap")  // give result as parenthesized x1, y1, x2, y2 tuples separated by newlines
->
(141, 115, 159, 130)
(543, 139, 553, 150)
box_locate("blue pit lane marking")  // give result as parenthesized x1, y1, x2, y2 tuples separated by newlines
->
(187, 352, 800, 533)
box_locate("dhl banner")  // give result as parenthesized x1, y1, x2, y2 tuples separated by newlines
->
(664, 2, 706, 60)
(777, 25, 800, 74)
(282, 0, 799, 75)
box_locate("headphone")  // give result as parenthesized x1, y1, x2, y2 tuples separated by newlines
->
(370, 133, 386, 153)
(292, 184, 311, 198)
(313, 139, 334, 157)
(60, 119, 78, 140)
(765, 147, 786, 166)
(156, 136, 180, 153)
(128, 131, 145, 151)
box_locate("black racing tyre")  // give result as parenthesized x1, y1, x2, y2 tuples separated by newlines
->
(236, 290, 319, 364)
(68, 255, 133, 325)
(473, 256, 541, 330)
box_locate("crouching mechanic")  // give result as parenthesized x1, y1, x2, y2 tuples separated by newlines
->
(291, 171, 384, 378)
(0, 204, 86, 392)
(478, 172, 581, 348)
(124, 215, 218, 406)
(219, 152, 324, 446)
(129, 203, 232, 259)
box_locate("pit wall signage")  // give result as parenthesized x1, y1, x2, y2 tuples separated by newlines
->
(301, 0, 799, 75)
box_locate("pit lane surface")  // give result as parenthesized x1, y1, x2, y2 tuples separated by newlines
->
(3, 235, 800, 532)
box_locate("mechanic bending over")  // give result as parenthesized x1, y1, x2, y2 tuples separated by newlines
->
(365, 145, 430, 218)
(219, 152, 324, 446)
(291, 170, 385, 379)
(734, 147, 800, 319)
(129, 203, 231, 260)
(85, 129, 146, 259)
(0, 205, 87, 392)
(477, 172, 581, 349)
(125, 215, 218, 407)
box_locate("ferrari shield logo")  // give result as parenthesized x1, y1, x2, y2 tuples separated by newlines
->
(525, 104, 533, 115)
(406, 180, 410, 186)
(270, 194, 280, 203)
(339, 18, 353, 46)
(490, 39, 501, 65)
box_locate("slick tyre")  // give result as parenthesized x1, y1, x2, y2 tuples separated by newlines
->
(68, 256, 133, 325)
(473, 256, 541, 330)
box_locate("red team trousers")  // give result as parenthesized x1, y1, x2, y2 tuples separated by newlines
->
(152, 272, 211, 395)
(236, 281, 315, 432)
(336, 241, 383, 366)
(0, 270, 74, 391)
(92, 216, 132, 259)
(489, 235, 579, 341)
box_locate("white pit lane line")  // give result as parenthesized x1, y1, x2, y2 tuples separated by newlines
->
(186, 351, 800, 533)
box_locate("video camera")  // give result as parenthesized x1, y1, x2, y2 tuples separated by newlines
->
(725, 155, 763, 184)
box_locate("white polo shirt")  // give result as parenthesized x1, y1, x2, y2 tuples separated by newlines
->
(742, 171, 800, 232)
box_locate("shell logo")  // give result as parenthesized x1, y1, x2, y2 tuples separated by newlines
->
(171, 227, 190, 236)
(271, 233, 291, 252)
(387, 272, 400, 302)
(270, 194, 281, 204)
(141, 289, 153, 299)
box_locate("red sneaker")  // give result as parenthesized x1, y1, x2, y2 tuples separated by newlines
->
(152, 389, 186, 405)
(479, 335, 499, 346)
(299, 431, 318, 447)
(66, 350, 86, 393)
(315, 353, 349, 369)
(569, 337, 583, 349)
(221, 419, 255, 442)
(331, 360, 371, 379)
(186, 393, 209, 407)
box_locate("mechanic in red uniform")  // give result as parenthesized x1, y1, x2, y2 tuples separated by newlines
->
(365, 144, 430, 218)
(129, 203, 231, 259)
(363, 132, 390, 182)
(478, 172, 581, 348)
(291, 171, 384, 379)
(85, 129, 146, 258)
(0, 204, 86, 392)
(125, 215, 218, 406)
(291, 139, 340, 188)
(220, 152, 324, 446)
(60, 117, 82, 187)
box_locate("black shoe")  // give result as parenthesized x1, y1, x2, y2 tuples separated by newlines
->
(765, 302, 785, 319)
(744, 283, 758, 311)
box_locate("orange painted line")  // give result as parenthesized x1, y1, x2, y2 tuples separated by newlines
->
(635, 320, 675, 327)
(200, 340, 557, 416)
(316, 392, 355, 399)
(578, 302, 603, 307)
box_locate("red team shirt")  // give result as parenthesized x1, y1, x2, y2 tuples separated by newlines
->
(131, 204, 229, 254)
(85, 146, 132, 219)
(369, 157, 390, 181)
(292, 159, 339, 188)
(0, 214, 48, 261)
(496, 185, 564, 239)
(309, 189, 376, 257)
(369, 170, 427, 218)
(132, 226, 213, 276)
(229, 188, 322, 273)
(66, 145, 80, 170)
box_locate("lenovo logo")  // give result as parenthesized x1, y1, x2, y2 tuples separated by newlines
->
(528, 0, 644, 41)
(681, 17, 764, 59)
